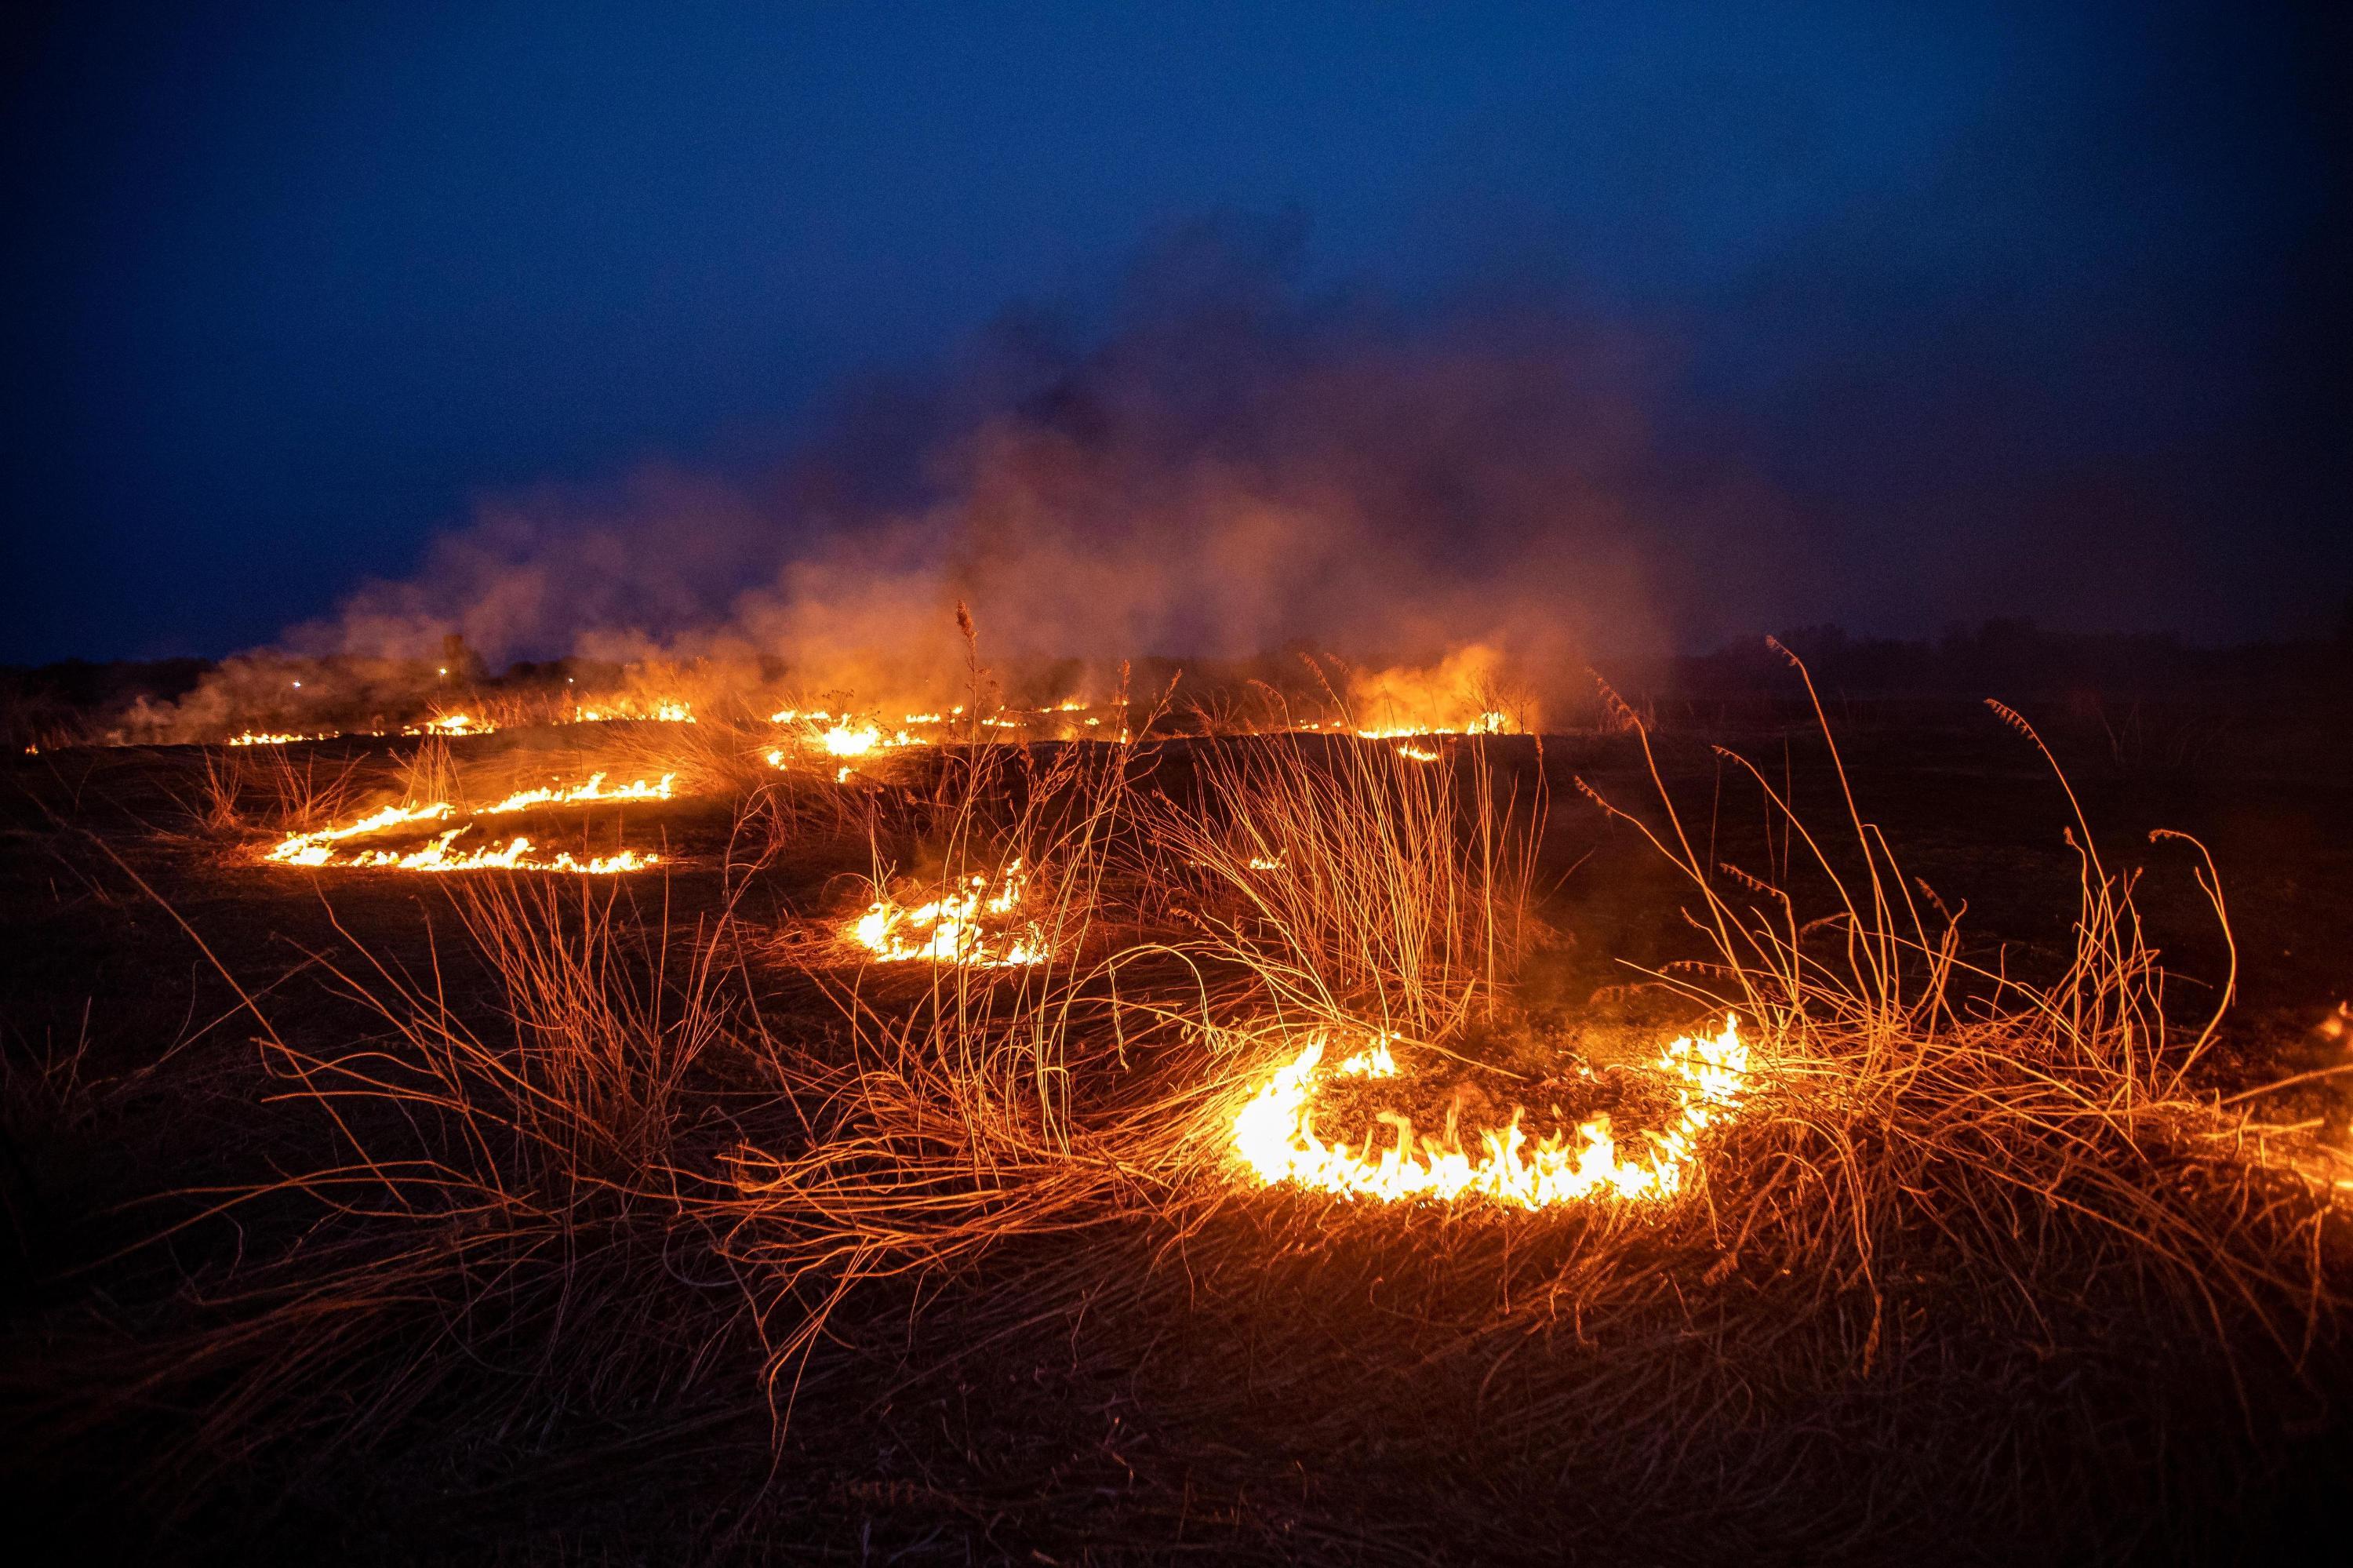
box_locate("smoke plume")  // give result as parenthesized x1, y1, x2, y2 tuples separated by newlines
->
(163, 218, 1783, 735)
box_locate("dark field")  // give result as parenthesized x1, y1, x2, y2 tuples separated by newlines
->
(2, 695, 2349, 1564)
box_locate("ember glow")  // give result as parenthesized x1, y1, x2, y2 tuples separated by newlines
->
(847, 860, 1044, 966)
(1232, 1016, 1749, 1208)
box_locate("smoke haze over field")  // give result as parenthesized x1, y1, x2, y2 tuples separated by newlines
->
(2, 2, 2344, 664)
(279, 221, 1750, 711)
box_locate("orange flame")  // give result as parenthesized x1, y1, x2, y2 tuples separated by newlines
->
(267, 801, 456, 865)
(476, 772, 675, 816)
(1232, 1017, 1748, 1208)
(402, 713, 493, 738)
(264, 770, 671, 873)
(341, 833, 656, 874)
(768, 708, 943, 765)
(847, 860, 1044, 966)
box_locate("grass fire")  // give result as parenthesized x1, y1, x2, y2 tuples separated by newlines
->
(5, 10, 2344, 1554)
(7, 628, 2346, 1564)
(262, 768, 674, 874)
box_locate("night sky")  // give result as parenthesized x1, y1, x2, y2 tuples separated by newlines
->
(2, 1, 2344, 665)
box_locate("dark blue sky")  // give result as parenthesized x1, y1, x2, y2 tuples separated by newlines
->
(2, 1, 2343, 664)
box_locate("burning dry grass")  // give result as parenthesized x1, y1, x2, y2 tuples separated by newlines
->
(1542, 660, 2335, 1378)
(402, 711, 493, 738)
(1229, 1015, 1749, 1206)
(820, 702, 1148, 976)
(224, 729, 333, 747)
(253, 739, 676, 875)
(846, 858, 1043, 966)
(14, 649, 2349, 1557)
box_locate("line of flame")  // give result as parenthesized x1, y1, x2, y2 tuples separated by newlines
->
(342, 832, 655, 874)
(264, 770, 670, 873)
(476, 772, 675, 816)
(572, 700, 694, 723)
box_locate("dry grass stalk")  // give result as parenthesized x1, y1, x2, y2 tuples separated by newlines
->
(1140, 732, 1543, 1042)
(1570, 645, 2333, 1377)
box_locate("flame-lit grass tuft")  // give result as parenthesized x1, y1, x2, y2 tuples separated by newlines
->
(1143, 731, 1544, 1041)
